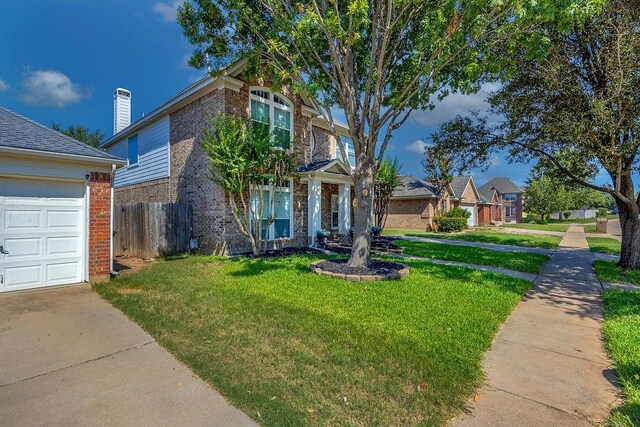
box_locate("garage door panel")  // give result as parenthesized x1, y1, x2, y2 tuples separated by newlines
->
(4, 265, 42, 289)
(1, 177, 86, 292)
(47, 262, 81, 284)
(3, 238, 41, 258)
(4, 210, 41, 230)
(47, 236, 81, 256)
(47, 210, 82, 228)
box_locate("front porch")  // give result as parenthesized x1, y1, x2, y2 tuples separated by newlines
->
(297, 159, 354, 246)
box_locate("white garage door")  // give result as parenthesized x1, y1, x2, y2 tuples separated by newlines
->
(461, 205, 477, 227)
(0, 177, 86, 292)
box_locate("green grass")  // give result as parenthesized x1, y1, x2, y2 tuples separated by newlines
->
(395, 230, 562, 250)
(583, 224, 599, 233)
(94, 255, 530, 426)
(602, 290, 640, 426)
(502, 223, 570, 232)
(594, 261, 640, 286)
(395, 240, 548, 274)
(587, 237, 621, 255)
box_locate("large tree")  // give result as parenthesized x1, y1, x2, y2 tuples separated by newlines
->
(178, 0, 599, 267)
(523, 174, 570, 222)
(429, 0, 640, 269)
(52, 123, 104, 148)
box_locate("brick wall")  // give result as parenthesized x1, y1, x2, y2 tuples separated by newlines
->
(386, 198, 436, 231)
(321, 183, 339, 230)
(114, 178, 170, 205)
(89, 172, 112, 282)
(478, 205, 492, 226)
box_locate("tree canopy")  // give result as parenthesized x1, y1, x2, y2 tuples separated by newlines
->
(52, 123, 104, 148)
(179, 0, 605, 267)
(428, 0, 640, 268)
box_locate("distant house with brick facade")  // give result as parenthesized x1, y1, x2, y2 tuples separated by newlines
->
(101, 61, 356, 254)
(478, 177, 524, 223)
(0, 106, 126, 292)
(386, 175, 497, 230)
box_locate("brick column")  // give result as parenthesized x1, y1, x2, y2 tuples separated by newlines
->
(89, 172, 112, 282)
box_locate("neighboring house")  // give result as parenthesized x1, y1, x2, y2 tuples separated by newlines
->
(101, 61, 355, 254)
(0, 106, 126, 292)
(478, 177, 524, 223)
(386, 175, 492, 230)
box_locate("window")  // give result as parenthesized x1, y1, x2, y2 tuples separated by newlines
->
(250, 179, 293, 239)
(127, 135, 138, 166)
(504, 193, 517, 202)
(505, 206, 516, 217)
(338, 135, 356, 167)
(249, 89, 292, 149)
(331, 194, 339, 229)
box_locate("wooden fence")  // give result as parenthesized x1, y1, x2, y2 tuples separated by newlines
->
(114, 202, 193, 259)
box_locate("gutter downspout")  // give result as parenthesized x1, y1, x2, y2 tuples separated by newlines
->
(110, 164, 118, 277)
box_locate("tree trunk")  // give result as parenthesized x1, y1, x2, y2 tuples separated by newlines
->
(617, 200, 640, 269)
(348, 166, 375, 268)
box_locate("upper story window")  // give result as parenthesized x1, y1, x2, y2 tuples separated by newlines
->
(127, 134, 138, 166)
(340, 136, 356, 168)
(249, 88, 292, 149)
(504, 193, 517, 202)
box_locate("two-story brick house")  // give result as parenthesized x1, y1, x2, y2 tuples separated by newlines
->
(101, 61, 356, 254)
(478, 177, 524, 223)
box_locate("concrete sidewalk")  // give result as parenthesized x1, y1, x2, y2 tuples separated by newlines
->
(0, 285, 256, 426)
(455, 225, 619, 426)
(389, 235, 554, 256)
(497, 227, 566, 237)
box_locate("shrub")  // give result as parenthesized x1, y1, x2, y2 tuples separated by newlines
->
(523, 214, 541, 223)
(597, 207, 608, 217)
(563, 211, 571, 219)
(434, 216, 468, 233)
(445, 207, 472, 219)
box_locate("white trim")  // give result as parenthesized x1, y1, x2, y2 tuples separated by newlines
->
(84, 179, 90, 282)
(330, 194, 339, 230)
(0, 146, 126, 167)
(301, 104, 320, 117)
(220, 75, 243, 92)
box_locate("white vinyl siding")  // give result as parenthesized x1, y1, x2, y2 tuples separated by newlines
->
(108, 116, 170, 188)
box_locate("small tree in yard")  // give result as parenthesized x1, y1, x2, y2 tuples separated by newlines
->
(429, 1, 640, 269)
(374, 157, 402, 229)
(422, 145, 454, 216)
(523, 174, 569, 223)
(178, 0, 590, 268)
(201, 114, 293, 255)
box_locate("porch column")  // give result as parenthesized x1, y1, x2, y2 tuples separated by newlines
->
(308, 177, 322, 245)
(338, 184, 351, 234)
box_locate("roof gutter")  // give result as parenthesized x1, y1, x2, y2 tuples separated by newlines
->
(0, 146, 127, 166)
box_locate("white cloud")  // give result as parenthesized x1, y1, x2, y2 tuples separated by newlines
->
(20, 70, 88, 108)
(407, 139, 429, 154)
(410, 83, 499, 128)
(153, 1, 181, 22)
(0, 79, 9, 92)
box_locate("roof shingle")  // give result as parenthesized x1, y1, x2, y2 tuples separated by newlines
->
(392, 175, 439, 198)
(0, 106, 122, 161)
(479, 177, 523, 195)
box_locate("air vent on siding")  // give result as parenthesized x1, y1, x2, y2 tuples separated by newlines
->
(113, 88, 131, 135)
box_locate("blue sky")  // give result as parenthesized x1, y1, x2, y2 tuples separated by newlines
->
(0, 0, 535, 187)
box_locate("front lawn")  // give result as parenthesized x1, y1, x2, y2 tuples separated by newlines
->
(587, 237, 621, 255)
(401, 230, 562, 250)
(603, 290, 640, 426)
(395, 240, 549, 274)
(594, 261, 640, 286)
(502, 223, 570, 232)
(95, 255, 530, 426)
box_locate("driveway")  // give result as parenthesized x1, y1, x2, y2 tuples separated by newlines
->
(0, 284, 255, 426)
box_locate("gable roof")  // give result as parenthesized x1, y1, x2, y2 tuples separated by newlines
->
(296, 158, 351, 176)
(449, 176, 473, 199)
(478, 187, 497, 204)
(392, 175, 440, 198)
(0, 106, 124, 164)
(100, 59, 350, 149)
(479, 177, 523, 194)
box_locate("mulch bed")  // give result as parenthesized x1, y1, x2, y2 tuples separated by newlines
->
(311, 258, 410, 281)
(324, 237, 404, 254)
(236, 247, 326, 258)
